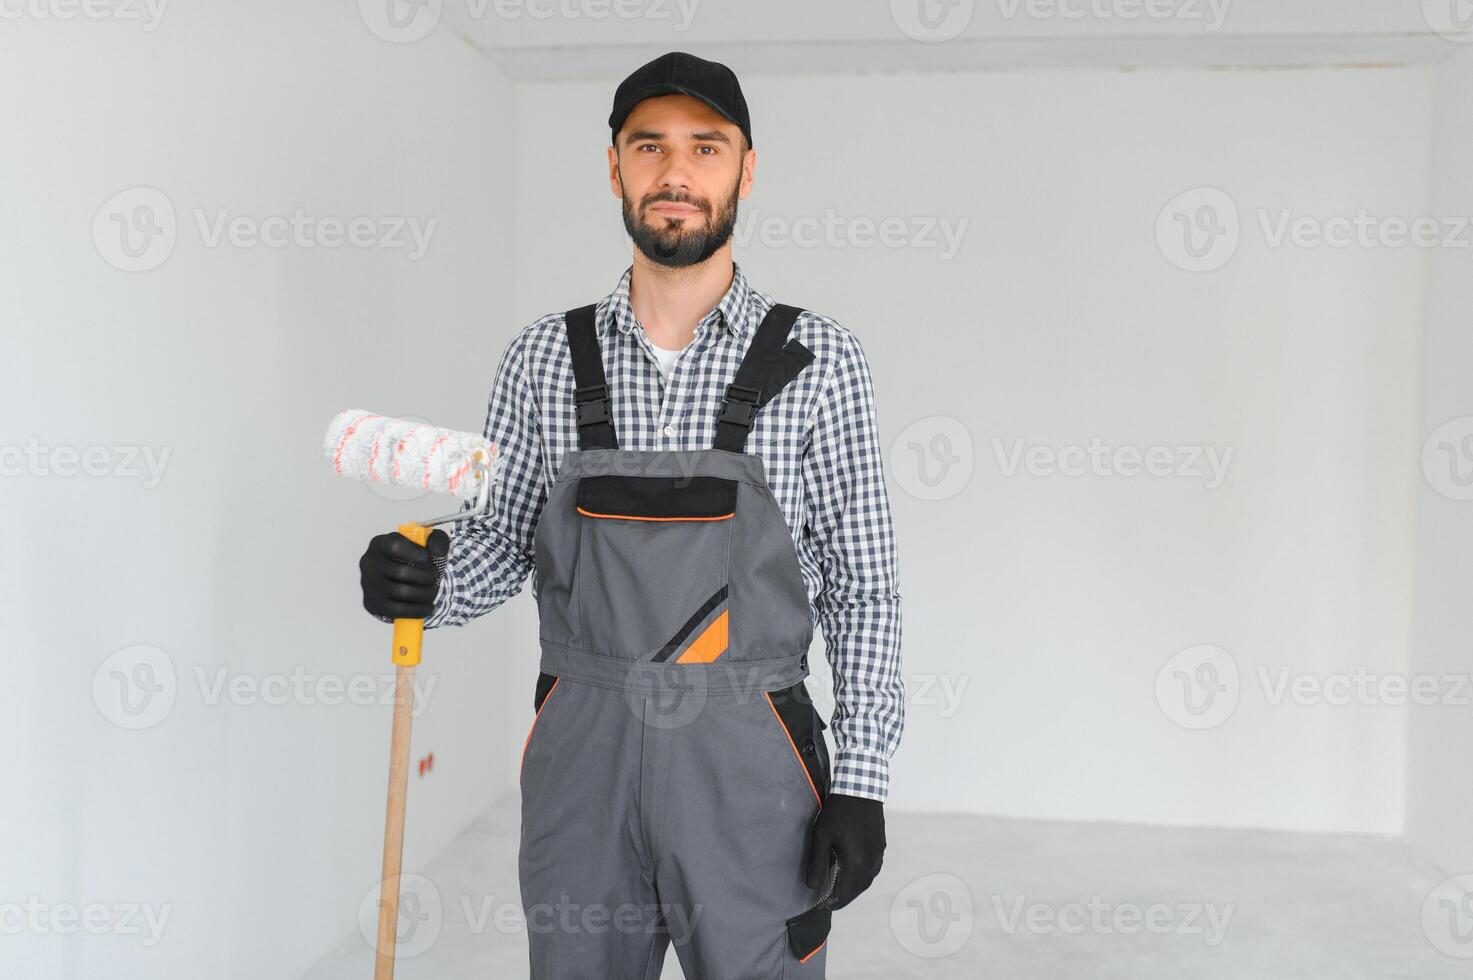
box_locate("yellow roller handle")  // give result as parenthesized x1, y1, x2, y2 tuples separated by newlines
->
(390, 522, 430, 667)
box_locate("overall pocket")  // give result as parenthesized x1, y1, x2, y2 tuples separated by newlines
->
(520, 673, 562, 780)
(764, 680, 831, 806)
(575, 474, 736, 661)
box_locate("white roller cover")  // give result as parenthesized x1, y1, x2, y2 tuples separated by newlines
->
(324, 409, 496, 501)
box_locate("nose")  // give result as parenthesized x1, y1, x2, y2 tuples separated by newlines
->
(654, 155, 695, 195)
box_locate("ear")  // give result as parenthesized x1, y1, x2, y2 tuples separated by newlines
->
(608, 144, 623, 199)
(738, 145, 757, 201)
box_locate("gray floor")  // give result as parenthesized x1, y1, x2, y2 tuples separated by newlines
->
(302, 794, 1471, 979)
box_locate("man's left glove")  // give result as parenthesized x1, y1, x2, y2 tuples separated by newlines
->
(804, 794, 886, 910)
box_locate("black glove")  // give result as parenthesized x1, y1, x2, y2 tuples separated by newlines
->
(804, 794, 886, 910)
(359, 528, 450, 621)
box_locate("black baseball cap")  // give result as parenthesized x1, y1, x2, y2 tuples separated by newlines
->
(609, 51, 752, 150)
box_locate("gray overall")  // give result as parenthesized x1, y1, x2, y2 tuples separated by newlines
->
(518, 302, 836, 979)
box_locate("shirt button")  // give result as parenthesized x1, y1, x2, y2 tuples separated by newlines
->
(663, 424, 675, 437)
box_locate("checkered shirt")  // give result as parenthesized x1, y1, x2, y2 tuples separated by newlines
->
(425, 261, 903, 801)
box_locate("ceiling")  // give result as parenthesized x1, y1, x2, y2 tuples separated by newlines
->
(433, 0, 1471, 77)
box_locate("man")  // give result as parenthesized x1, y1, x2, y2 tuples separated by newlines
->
(359, 51, 903, 979)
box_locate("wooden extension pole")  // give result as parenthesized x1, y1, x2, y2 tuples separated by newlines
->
(374, 523, 431, 980)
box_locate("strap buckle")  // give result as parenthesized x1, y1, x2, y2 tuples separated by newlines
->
(717, 383, 761, 428)
(574, 383, 611, 428)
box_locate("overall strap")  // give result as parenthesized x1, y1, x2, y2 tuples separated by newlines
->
(565, 304, 618, 450)
(713, 303, 813, 453)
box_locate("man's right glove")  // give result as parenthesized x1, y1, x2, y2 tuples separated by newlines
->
(359, 528, 450, 621)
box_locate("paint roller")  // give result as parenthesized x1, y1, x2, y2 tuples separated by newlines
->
(322, 409, 501, 980)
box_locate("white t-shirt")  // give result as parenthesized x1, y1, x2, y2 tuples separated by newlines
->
(648, 339, 688, 382)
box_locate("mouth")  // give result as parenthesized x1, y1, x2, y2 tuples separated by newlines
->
(648, 201, 701, 217)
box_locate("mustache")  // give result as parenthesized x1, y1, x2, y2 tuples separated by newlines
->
(643, 193, 708, 213)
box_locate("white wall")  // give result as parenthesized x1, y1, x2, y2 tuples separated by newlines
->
(1406, 44, 1473, 878)
(0, 5, 517, 979)
(513, 63, 1431, 833)
(4, 9, 1458, 975)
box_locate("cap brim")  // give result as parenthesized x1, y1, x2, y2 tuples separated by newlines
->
(614, 84, 745, 139)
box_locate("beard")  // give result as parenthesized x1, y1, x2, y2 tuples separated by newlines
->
(621, 172, 740, 269)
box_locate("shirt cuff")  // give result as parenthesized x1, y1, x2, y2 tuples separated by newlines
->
(830, 745, 890, 802)
(422, 564, 454, 630)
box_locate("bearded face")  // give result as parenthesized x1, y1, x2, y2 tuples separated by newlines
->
(621, 168, 741, 268)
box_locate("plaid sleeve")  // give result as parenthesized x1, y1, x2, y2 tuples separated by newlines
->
(425, 330, 545, 629)
(802, 328, 904, 802)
